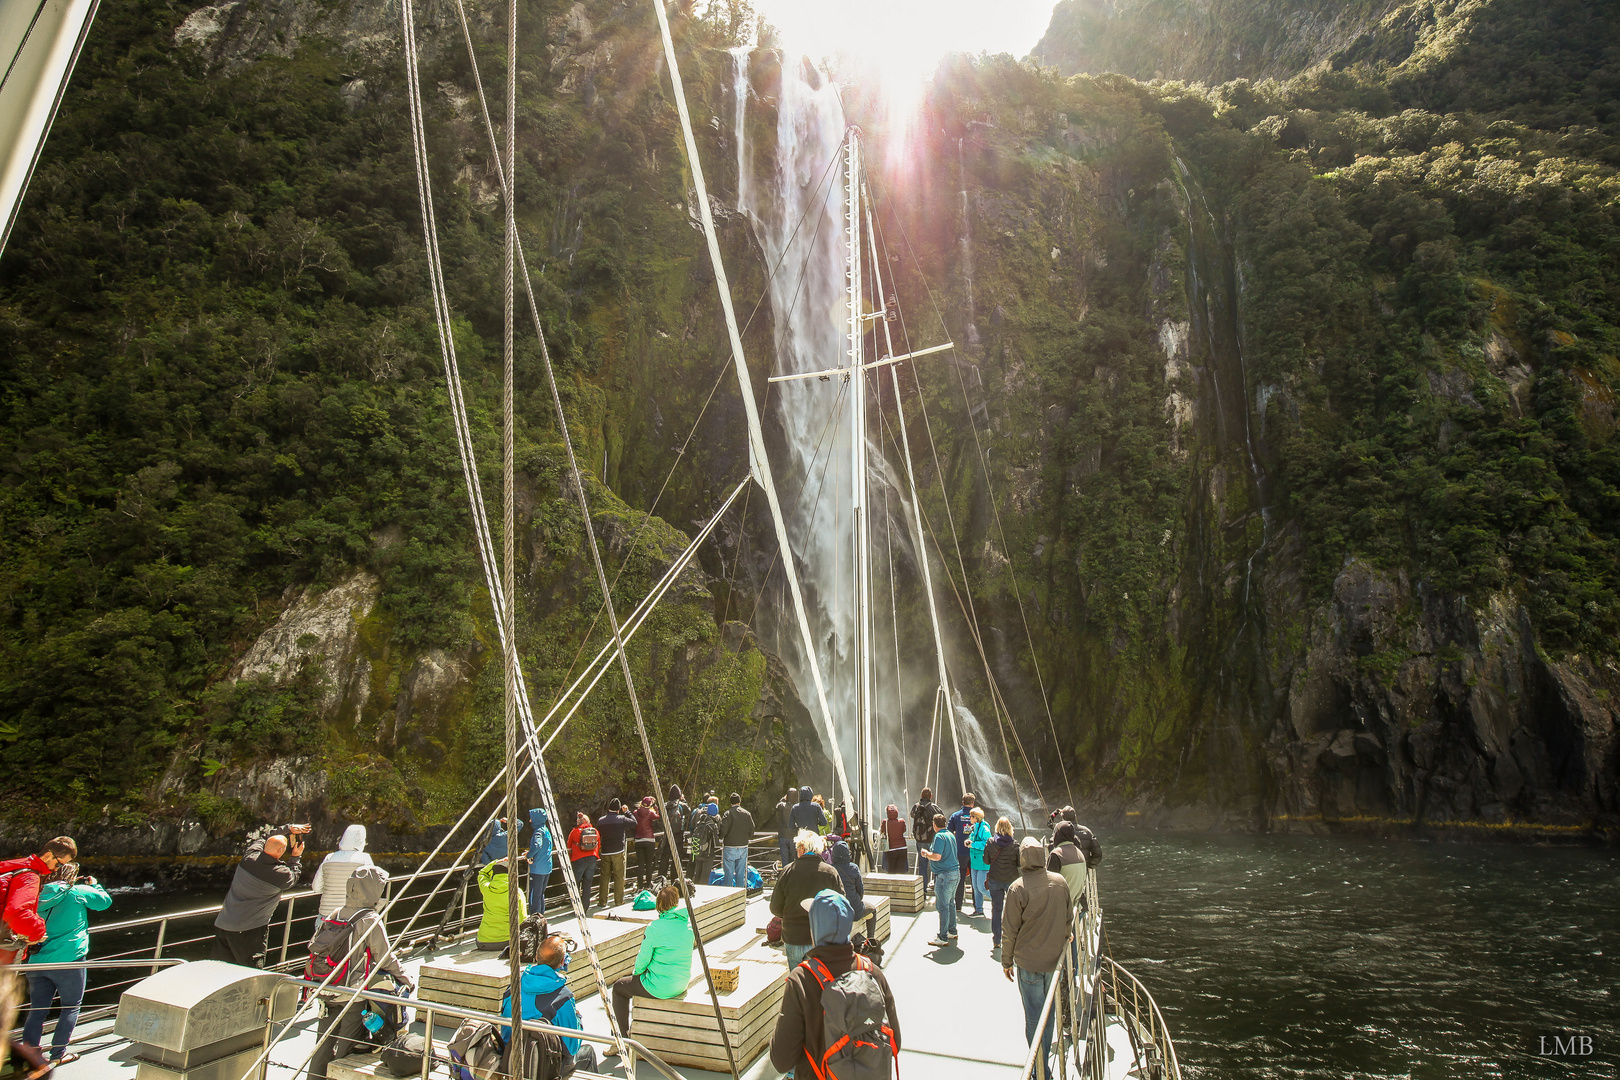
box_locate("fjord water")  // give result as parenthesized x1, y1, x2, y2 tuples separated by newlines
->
(1101, 830, 1617, 1078)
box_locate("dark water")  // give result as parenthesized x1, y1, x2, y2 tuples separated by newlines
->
(1100, 830, 1618, 1079)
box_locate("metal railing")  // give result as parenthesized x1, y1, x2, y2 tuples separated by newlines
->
(1016, 869, 1181, 1080)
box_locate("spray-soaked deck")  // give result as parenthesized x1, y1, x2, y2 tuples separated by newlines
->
(63, 890, 1144, 1080)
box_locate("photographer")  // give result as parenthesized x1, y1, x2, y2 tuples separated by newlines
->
(213, 823, 308, 968)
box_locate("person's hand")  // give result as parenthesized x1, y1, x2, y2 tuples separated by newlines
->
(290, 837, 305, 857)
(82, 876, 96, 886)
(1002, 965, 1014, 982)
(289, 824, 312, 835)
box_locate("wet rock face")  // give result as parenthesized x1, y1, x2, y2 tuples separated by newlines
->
(232, 570, 381, 722)
(1267, 562, 1620, 829)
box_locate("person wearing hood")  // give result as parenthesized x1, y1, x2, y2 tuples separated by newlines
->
(769, 889, 900, 1080)
(477, 818, 509, 867)
(787, 786, 826, 835)
(526, 808, 554, 916)
(475, 858, 526, 950)
(214, 824, 307, 967)
(607, 884, 692, 1051)
(660, 785, 690, 880)
(984, 817, 1021, 952)
(828, 839, 875, 942)
(595, 799, 637, 910)
(1002, 837, 1071, 1071)
(25, 860, 110, 1066)
(501, 914, 597, 1075)
(305, 866, 410, 1080)
(774, 790, 796, 869)
(633, 796, 661, 891)
(769, 830, 844, 969)
(311, 825, 374, 919)
(881, 805, 908, 873)
(566, 811, 599, 914)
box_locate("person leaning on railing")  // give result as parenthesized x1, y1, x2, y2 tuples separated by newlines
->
(213, 824, 308, 968)
(24, 860, 110, 1067)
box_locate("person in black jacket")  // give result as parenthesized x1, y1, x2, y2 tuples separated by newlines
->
(909, 789, 942, 893)
(787, 786, 826, 834)
(689, 800, 721, 886)
(718, 793, 755, 888)
(660, 785, 690, 880)
(213, 824, 308, 967)
(769, 890, 900, 1080)
(594, 800, 637, 910)
(768, 830, 843, 969)
(983, 816, 1021, 952)
(774, 791, 796, 869)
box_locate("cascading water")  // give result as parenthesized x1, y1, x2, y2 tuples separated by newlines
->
(734, 52, 1035, 822)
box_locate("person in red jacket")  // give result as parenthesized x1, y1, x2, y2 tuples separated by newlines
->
(566, 812, 600, 915)
(0, 836, 77, 1079)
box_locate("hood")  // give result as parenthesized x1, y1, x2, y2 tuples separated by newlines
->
(660, 906, 690, 925)
(885, 805, 899, 821)
(805, 889, 854, 946)
(705, 802, 719, 816)
(345, 865, 389, 911)
(529, 807, 548, 828)
(667, 785, 682, 800)
(1018, 837, 1047, 872)
(522, 963, 568, 993)
(829, 840, 852, 865)
(798, 786, 812, 804)
(338, 825, 368, 852)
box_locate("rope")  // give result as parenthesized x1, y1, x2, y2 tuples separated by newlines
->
(884, 482, 908, 810)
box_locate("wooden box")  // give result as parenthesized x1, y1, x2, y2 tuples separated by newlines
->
(864, 872, 924, 913)
(630, 960, 785, 1071)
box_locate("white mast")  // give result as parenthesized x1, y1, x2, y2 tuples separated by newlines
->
(845, 126, 875, 862)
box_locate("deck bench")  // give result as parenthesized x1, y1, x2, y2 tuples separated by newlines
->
(863, 872, 924, 913)
(627, 959, 785, 1071)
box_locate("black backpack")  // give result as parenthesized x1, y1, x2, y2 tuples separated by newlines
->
(910, 802, 937, 843)
(380, 1034, 428, 1078)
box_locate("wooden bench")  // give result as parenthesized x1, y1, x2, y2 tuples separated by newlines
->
(863, 894, 891, 942)
(628, 959, 785, 1071)
(864, 872, 924, 913)
(330, 1042, 617, 1080)
(418, 918, 646, 1008)
(591, 883, 746, 941)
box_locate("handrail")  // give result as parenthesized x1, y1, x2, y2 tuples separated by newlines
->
(0, 959, 186, 972)
(281, 976, 685, 1080)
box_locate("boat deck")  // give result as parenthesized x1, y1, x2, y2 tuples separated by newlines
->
(59, 890, 1105, 1080)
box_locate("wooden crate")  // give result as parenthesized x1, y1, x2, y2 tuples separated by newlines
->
(630, 960, 785, 1071)
(709, 965, 740, 993)
(591, 883, 746, 942)
(864, 872, 924, 913)
(862, 895, 891, 942)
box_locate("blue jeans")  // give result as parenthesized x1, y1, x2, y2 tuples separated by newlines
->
(25, 967, 86, 1057)
(987, 879, 1009, 943)
(932, 870, 959, 938)
(971, 867, 988, 913)
(722, 846, 749, 887)
(784, 941, 812, 969)
(1018, 967, 1056, 1069)
(915, 842, 931, 890)
(778, 837, 794, 866)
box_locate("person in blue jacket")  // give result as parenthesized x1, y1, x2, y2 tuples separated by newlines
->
(526, 808, 554, 916)
(25, 863, 112, 1064)
(501, 916, 596, 1075)
(478, 818, 509, 866)
(946, 794, 977, 913)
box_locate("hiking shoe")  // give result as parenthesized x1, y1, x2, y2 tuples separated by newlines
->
(948, 930, 959, 938)
(928, 937, 950, 947)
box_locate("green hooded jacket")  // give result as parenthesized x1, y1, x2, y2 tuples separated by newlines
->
(32, 880, 112, 965)
(476, 862, 526, 943)
(633, 906, 693, 998)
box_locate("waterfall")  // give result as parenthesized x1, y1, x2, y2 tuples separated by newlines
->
(733, 54, 1031, 823)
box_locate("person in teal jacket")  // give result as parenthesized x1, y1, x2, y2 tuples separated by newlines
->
(475, 859, 526, 950)
(606, 884, 691, 1053)
(966, 807, 993, 917)
(25, 864, 111, 1063)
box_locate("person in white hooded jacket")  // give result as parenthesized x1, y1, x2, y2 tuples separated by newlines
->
(306, 866, 410, 1080)
(311, 825, 375, 919)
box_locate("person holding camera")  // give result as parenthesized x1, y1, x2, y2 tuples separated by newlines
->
(213, 823, 309, 967)
(25, 860, 111, 1065)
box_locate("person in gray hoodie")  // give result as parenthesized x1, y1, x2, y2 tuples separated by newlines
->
(212, 824, 307, 967)
(306, 866, 411, 1080)
(1001, 837, 1071, 1071)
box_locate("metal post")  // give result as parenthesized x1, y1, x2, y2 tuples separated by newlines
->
(279, 896, 295, 966)
(151, 918, 166, 977)
(420, 1007, 433, 1080)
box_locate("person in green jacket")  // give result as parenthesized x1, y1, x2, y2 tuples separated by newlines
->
(475, 859, 526, 950)
(24, 863, 111, 1064)
(606, 884, 691, 1053)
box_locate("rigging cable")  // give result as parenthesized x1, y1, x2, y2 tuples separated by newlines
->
(883, 482, 909, 814)
(872, 188, 1074, 807)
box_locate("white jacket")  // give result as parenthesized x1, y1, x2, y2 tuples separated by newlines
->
(311, 825, 375, 918)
